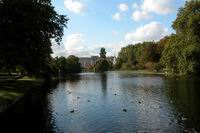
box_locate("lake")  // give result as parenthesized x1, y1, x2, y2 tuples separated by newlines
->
(1, 71, 200, 132)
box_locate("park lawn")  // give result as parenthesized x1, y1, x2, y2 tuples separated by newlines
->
(0, 79, 41, 112)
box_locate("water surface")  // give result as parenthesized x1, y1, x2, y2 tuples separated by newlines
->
(43, 72, 200, 132)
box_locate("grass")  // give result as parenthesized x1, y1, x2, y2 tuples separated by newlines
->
(17, 76, 38, 81)
(114, 70, 166, 75)
(0, 90, 23, 100)
(130, 70, 165, 75)
(0, 79, 41, 112)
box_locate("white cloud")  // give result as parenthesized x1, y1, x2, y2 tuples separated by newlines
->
(64, 0, 86, 14)
(141, 0, 173, 15)
(56, 33, 122, 57)
(118, 3, 129, 12)
(131, 10, 150, 21)
(125, 22, 170, 43)
(51, 41, 67, 57)
(112, 12, 121, 21)
(131, 0, 173, 21)
(88, 43, 122, 57)
(65, 34, 85, 48)
(63, 34, 89, 56)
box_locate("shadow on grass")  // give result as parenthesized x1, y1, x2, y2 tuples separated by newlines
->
(0, 80, 41, 113)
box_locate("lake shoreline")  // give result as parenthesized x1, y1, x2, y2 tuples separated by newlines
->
(109, 70, 166, 76)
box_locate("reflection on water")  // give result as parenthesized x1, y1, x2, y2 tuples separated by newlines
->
(1, 72, 200, 132)
(43, 72, 200, 132)
(100, 73, 107, 98)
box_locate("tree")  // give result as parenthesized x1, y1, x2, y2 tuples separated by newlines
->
(93, 60, 112, 72)
(0, 0, 68, 77)
(115, 42, 161, 70)
(93, 48, 112, 72)
(156, 36, 170, 59)
(161, 0, 200, 75)
(100, 47, 106, 58)
(51, 56, 81, 76)
(57, 56, 68, 74)
(161, 34, 200, 75)
(137, 42, 159, 67)
(66, 55, 81, 73)
(172, 0, 200, 39)
(115, 45, 138, 69)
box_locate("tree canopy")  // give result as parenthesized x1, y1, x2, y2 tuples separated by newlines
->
(0, 0, 68, 77)
(93, 60, 112, 72)
(51, 56, 81, 76)
(100, 47, 106, 58)
(93, 48, 112, 72)
(161, 0, 200, 75)
(115, 41, 163, 71)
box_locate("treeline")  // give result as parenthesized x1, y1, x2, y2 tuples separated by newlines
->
(51, 55, 81, 76)
(115, 39, 166, 71)
(0, 55, 81, 76)
(115, 0, 200, 75)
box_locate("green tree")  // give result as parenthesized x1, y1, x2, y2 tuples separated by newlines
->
(137, 42, 159, 67)
(93, 60, 112, 72)
(115, 45, 138, 69)
(161, 34, 200, 75)
(100, 47, 106, 58)
(51, 56, 81, 75)
(172, 0, 200, 39)
(57, 56, 68, 74)
(156, 36, 170, 59)
(161, 0, 200, 75)
(66, 55, 81, 73)
(115, 42, 161, 70)
(0, 0, 68, 77)
(93, 48, 112, 72)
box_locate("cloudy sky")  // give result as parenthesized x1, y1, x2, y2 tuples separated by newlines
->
(51, 0, 187, 57)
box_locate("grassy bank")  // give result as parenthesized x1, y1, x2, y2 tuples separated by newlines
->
(113, 70, 166, 76)
(0, 76, 41, 113)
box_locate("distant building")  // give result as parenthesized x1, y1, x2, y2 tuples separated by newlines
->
(78, 56, 116, 69)
(78, 56, 99, 69)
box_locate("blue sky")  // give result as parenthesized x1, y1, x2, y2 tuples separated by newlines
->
(51, 0, 187, 57)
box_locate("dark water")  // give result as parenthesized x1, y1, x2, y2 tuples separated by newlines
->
(1, 71, 200, 133)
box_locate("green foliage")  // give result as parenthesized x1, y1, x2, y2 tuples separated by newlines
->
(0, 0, 68, 78)
(137, 42, 160, 67)
(172, 0, 200, 39)
(93, 59, 112, 72)
(51, 55, 81, 76)
(66, 55, 81, 73)
(93, 48, 112, 72)
(115, 41, 163, 71)
(161, 34, 200, 75)
(115, 45, 138, 69)
(161, 0, 200, 75)
(100, 47, 106, 58)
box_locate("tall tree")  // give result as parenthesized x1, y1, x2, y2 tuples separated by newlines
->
(172, 0, 200, 39)
(161, 0, 200, 75)
(100, 47, 106, 58)
(0, 0, 68, 77)
(66, 55, 81, 73)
